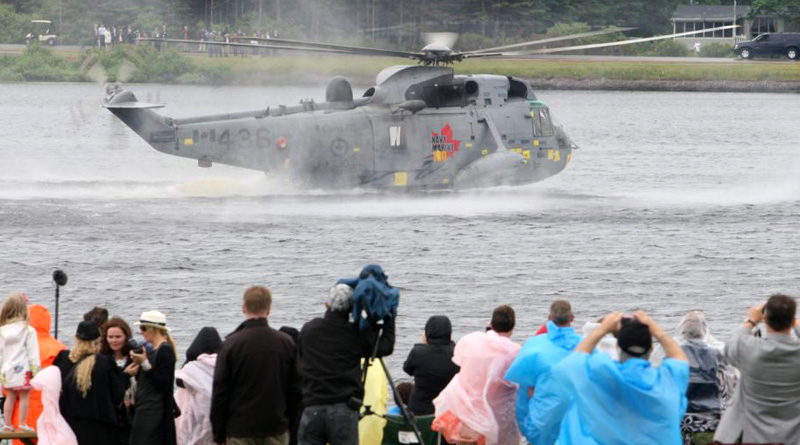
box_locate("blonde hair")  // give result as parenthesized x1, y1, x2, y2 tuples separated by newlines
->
(145, 326, 178, 358)
(0, 293, 29, 326)
(69, 338, 101, 398)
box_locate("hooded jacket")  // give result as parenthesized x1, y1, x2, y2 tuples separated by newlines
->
(10, 305, 66, 442)
(504, 321, 581, 445)
(30, 366, 78, 445)
(175, 353, 216, 445)
(403, 316, 460, 415)
(0, 320, 40, 388)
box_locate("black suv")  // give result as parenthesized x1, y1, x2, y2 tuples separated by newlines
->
(733, 33, 800, 60)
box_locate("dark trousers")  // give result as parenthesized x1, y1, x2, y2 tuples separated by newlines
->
(298, 404, 358, 445)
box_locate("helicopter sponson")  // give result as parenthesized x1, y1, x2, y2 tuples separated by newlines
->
(104, 65, 577, 190)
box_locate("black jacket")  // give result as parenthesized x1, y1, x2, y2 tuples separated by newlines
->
(403, 315, 460, 415)
(298, 310, 395, 408)
(210, 318, 301, 443)
(54, 350, 128, 425)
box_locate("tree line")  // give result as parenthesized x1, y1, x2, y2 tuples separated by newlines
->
(6, 0, 793, 48)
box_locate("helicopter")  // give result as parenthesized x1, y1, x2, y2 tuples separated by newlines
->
(105, 25, 736, 190)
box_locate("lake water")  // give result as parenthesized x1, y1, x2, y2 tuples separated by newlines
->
(1, 82, 798, 374)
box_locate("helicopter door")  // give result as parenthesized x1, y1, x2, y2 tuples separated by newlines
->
(370, 113, 421, 186)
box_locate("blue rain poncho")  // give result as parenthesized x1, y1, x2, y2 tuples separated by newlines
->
(503, 321, 581, 445)
(548, 352, 689, 445)
(338, 264, 399, 331)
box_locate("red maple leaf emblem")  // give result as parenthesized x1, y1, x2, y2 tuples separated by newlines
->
(431, 123, 461, 162)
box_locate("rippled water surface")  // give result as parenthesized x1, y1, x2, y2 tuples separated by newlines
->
(1, 82, 798, 373)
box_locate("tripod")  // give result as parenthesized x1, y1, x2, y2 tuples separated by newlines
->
(361, 324, 426, 445)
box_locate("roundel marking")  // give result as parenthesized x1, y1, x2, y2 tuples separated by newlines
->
(330, 138, 348, 157)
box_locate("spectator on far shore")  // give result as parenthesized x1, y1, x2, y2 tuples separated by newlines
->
(211, 286, 300, 445)
(402, 315, 459, 416)
(505, 300, 581, 445)
(543, 311, 689, 444)
(715, 294, 800, 444)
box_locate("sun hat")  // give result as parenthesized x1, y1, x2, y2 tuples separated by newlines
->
(134, 310, 171, 332)
(617, 318, 652, 357)
(75, 320, 100, 341)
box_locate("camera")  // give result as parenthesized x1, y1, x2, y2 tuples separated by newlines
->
(127, 338, 145, 354)
(621, 314, 636, 326)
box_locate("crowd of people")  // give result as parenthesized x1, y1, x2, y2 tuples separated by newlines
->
(0, 265, 798, 445)
(89, 22, 280, 57)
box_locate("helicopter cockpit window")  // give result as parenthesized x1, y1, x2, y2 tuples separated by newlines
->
(531, 107, 554, 137)
(508, 79, 528, 99)
(539, 107, 554, 136)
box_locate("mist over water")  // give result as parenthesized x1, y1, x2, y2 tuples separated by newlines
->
(1, 83, 798, 373)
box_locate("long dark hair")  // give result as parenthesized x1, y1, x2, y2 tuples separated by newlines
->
(101, 316, 133, 357)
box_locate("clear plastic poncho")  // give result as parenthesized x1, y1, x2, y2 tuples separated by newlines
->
(432, 330, 521, 445)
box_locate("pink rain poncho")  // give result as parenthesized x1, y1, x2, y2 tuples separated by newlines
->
(29, 366, 78, 445)
(432, 330, 521, 445)
(175, 353, 217, 445)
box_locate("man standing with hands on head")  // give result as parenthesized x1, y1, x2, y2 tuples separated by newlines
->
(211, 286, 301, 445)
(540, 310, 689, 444)
(716, 294, 800, 445)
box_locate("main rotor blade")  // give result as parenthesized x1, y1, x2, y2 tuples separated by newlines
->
(140, 38, 411, 58)
(470, 27, 636, 54)
(234, 36, 421, 59)
(516, 25, 738, 55)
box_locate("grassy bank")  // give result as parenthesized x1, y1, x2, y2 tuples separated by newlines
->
(2, 44, 800, 86)
(191, 53, 800, 84)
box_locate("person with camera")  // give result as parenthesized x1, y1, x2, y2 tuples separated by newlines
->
(297, 282, 396, 445)
(100, 317, 135, 445)
(53, 320, 128, 445)
(210, 286, 301, 445)
(539, 311, 689, 444)
(126, 310, 177, 445)
(715, 294, 800, 444)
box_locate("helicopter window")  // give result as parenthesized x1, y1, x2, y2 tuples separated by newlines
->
(465, 81, 479, 96)
(484, 98, 492, 106)
(422, 85, 467, 108)
(508, 78, 528, 99)
(539, 107, 554, 137)
(532, 110, 542, 136)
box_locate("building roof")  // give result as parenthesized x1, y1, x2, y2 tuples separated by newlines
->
(672, 5, 751, 21)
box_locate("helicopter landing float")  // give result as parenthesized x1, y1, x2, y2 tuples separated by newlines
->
(105, 65, 575, 190)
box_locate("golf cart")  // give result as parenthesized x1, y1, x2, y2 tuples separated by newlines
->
(26, 20, 57, 46)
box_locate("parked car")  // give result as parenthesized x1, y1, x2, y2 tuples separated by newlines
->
(733, 32, 800, 60)
(25, 20, 57, 46)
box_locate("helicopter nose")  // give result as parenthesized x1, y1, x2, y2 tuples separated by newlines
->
(555, 125, 578, 150)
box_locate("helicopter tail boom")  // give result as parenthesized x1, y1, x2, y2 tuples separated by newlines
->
(104, 88, 176, 155)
